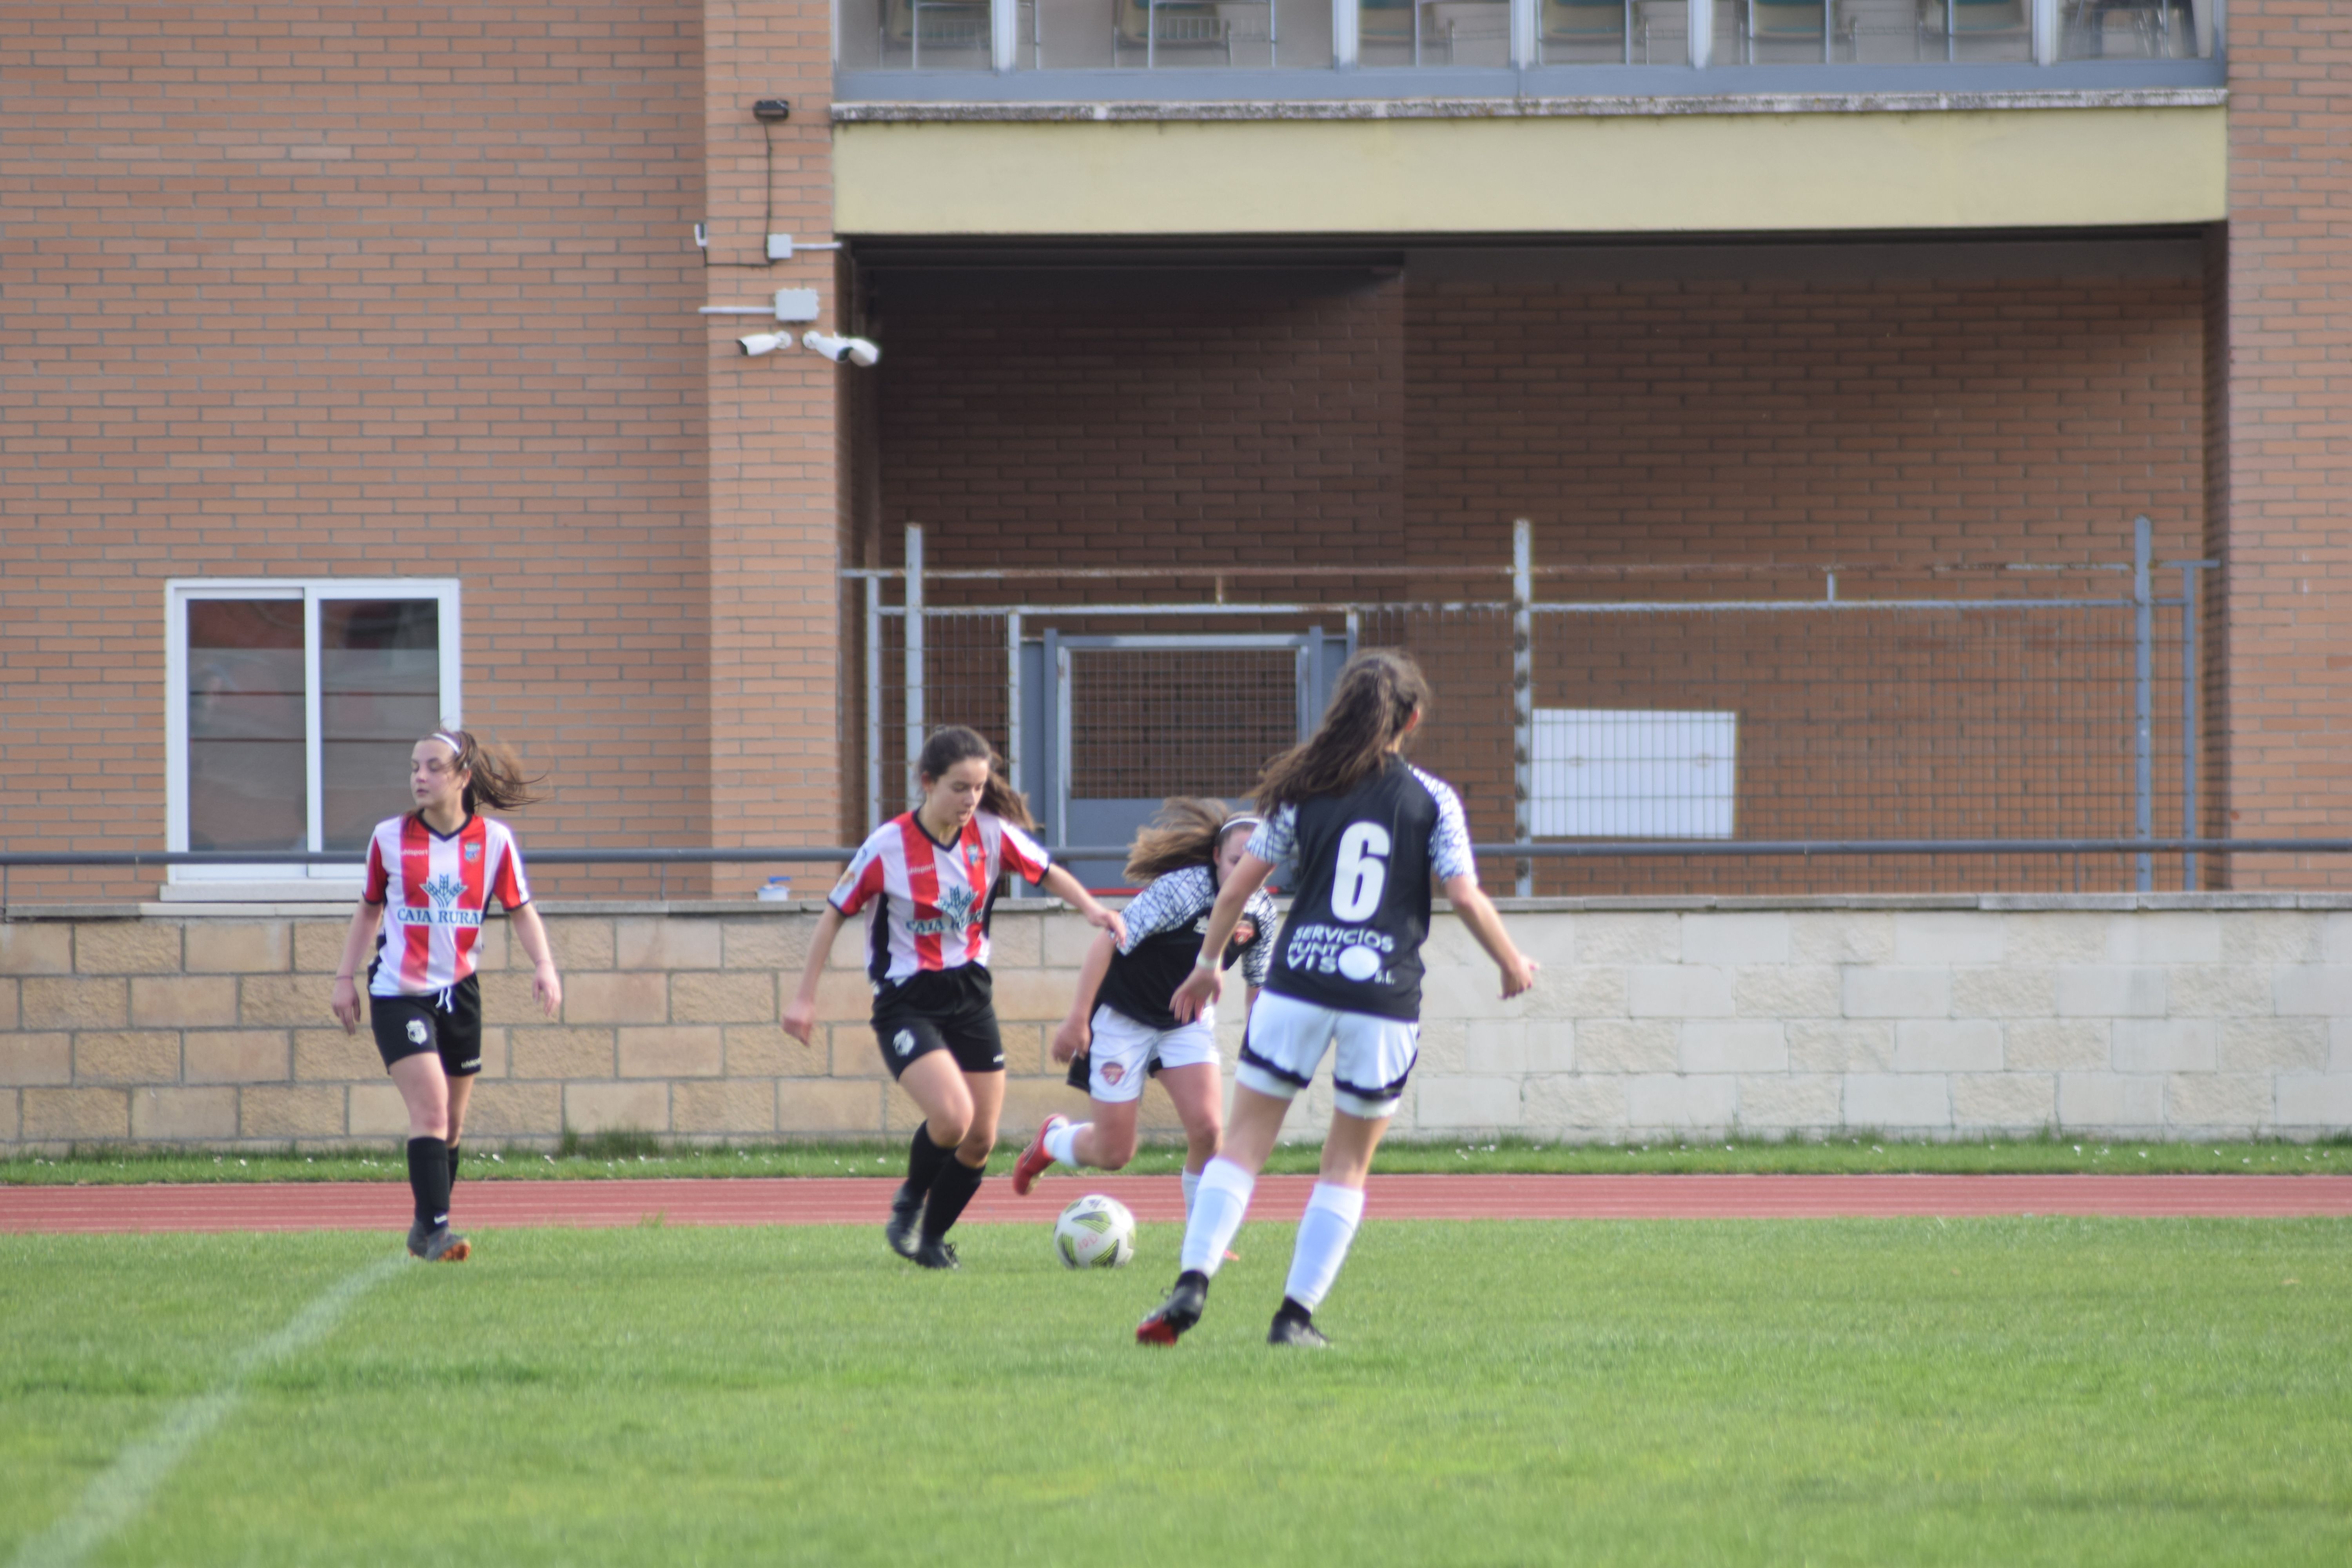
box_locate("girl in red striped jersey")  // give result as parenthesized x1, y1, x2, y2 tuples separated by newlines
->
(330, 729, 563, 1263)
(782, 726, 1127, 1270)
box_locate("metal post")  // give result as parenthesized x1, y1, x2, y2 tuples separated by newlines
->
(989, 0, 1017, 69)
(1688, 0, 1712, 66)
(1006, 610, 1024, 795)
(904, 524, 925, 809)
(1512, 518, 1534, 899)
(1510, 0, 1538, 66)
(2181, 564, 2198, 891)
(2132, 515, 2154, 893)
(864, 575, 882, 830)
(1331, 0, 1358, 66)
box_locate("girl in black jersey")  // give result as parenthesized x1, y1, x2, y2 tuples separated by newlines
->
(1137, 651, 1538, 1348)
(1010, 799, 1279, 1221)
(781, 726, 1126, 1270)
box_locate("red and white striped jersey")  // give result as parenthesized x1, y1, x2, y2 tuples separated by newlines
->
(362, 813, 532, 997)
(828, 811, 1052, 986)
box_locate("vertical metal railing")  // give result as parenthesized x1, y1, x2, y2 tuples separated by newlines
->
(2133, 514, 2155, 892)
(1511, 518, 1534, 899)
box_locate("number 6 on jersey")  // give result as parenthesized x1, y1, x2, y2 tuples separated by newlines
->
(1330, 822, 1390, 921)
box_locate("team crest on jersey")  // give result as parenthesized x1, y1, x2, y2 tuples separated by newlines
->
(463, 842, 482, 864)
(423, 873, 465, 908)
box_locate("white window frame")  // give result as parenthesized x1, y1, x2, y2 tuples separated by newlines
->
(165, 578, 463, 891)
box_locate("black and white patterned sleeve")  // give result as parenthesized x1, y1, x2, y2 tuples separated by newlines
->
(1244, 804, 1296, 867)
(1237, 888, 1280, 988)
(1116, 866, 1212, 954)
(1413, 767, 1479, 887)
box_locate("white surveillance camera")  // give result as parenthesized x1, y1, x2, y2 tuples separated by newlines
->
(736, 331, 791, 357)
(802, 330, 880, 368)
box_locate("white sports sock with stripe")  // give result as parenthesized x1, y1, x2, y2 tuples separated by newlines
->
(1178, 1157, 1254, 1277)
(1282, 1182, 1367, 1312)
(1180, 1166, 1201, 1223)
(1044, 1120, 1083, 1169)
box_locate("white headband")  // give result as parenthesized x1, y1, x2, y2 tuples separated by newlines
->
(429, 731, 466, 757)
(1220, 814, 1263, 834)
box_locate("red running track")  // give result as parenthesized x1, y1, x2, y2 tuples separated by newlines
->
(4, 1174, 2349, 1235)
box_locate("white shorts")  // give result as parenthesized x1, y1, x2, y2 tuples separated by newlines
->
(1087, 1005, 1221, 1105)
(1235, 989, 1419, 1120)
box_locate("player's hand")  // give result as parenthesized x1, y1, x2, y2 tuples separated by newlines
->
(1498, 952, 1539, 1001)
(330, 976, 362, 1034)
(1170, 964, 1221, 1024)
(1084, 901, 1127, 948)
(533, 962, 563, 1020)
(1051, 1014, 1090, 1064)
(781, 993, 816, 1045)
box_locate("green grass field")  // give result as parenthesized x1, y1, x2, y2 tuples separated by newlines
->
(5, 1218, 2346, 1566)
(6, 1131, 2347, 1186)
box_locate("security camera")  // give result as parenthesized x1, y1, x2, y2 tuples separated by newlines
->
(736, 332, 791, 357)
(802, 331, 880, 368)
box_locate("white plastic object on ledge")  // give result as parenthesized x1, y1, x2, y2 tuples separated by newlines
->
(756, 876, 793, 902)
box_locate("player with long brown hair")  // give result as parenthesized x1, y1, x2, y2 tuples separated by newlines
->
(1136, 651, 1538, 1348)
(330, 728, 564, 1263)
(782, 725, 1127, 1269)
(1011, 799, 1278, 1221)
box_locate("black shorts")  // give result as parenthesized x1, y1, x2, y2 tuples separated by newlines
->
(368, 970, 484, 1078)
(872, 967, 1004, 1079)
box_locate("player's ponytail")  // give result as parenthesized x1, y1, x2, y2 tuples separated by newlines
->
(420, 728, 547, 815)
(916, 725, 1036, 832)
(1123, 797, 1232, 882)
(1252, 648, 1431, 809)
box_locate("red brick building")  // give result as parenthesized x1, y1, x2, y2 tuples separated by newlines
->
(2, 1, 2342, 900)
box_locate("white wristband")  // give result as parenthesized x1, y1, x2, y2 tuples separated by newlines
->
(1192, 954, 1218, 973)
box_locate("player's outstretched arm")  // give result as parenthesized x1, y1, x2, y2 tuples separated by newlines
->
(1039, 863, 1127, 949)
(782, 904, 847, 1044)
(1170, 851, 1276, 1023)
(1443, 874, 1539, 1000)
(508, 901, 563, 1019)
(329, 901, 384, 1034)
(1053, 930, 1116, 1063)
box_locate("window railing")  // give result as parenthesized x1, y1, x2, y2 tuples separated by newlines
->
(833, 0, 2220, 89)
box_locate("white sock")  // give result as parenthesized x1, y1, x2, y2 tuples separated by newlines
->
(1178, 1157, 1254, 1278)
(1282, 1182, 1367, 1313)
(1180, 1166, 1201, 1223)
(1044, 1120, 1084, 1169)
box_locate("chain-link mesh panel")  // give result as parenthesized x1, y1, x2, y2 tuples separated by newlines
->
(1067, 648, 1297, 800)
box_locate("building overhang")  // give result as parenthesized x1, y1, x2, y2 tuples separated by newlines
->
(833, 88, 2226, 237)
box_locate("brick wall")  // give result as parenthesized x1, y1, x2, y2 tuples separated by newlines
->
(0, 2, 715, 900)
(3, 903, 2343, 1149)
(2220, 2, 2352, 888)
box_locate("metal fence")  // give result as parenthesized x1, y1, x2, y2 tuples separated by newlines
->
(849, 517, 2221, 895)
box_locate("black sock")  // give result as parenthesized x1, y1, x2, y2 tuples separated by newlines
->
(407, 1136, 453, 1231)
(901, 1124, 950, 1202)
(922, 1155, 986, 1241)
(447, 1143, 461, 1185)
(1274, 1295, 1313, 1325)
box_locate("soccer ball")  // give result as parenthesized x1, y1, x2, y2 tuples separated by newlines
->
(1053, 1194, 1135, 1269)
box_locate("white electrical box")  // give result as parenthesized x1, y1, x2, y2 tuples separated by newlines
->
(772, 289, 819, 323)
(766, 234, 794, 261)
(1530, 709, 1739, 840)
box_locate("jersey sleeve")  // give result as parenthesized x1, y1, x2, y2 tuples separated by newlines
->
(361, 831, 388, 906)
(1235, 888, 1279, 987)
(1117, 866, 1210, 954)
(1245, 805, 1297, 868)
(1414, 768, 1479, 886)
(994, 816, 1053, 886)
(828, 831, 889, 916)
(489, 828, 532, 911)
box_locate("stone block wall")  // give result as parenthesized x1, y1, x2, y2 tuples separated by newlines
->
(0, 900, 2346, 1152)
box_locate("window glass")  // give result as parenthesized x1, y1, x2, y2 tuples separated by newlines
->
(185, 600, 307, 852)
(320, 600, 442, 851)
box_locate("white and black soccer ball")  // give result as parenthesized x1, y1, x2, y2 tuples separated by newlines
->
(1053, 1194, 1136, 1269)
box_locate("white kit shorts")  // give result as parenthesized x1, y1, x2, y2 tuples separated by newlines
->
(1086, 1004, 1221, 1105)
(1234, 989, 1419, 1119)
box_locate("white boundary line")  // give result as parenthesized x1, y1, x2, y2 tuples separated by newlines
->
(11, 1254, 405, 1568)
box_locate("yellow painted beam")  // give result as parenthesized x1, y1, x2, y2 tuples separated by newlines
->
(834, 106, 2225, 235)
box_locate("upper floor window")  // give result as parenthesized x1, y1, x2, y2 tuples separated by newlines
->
(167, 580, 461, 885)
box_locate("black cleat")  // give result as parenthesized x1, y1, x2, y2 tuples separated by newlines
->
(406, 1220, 431, 1258)
(415, 1225, 471, 1263)
(1136, 1270, 1210, 1346)
(1267, 1308, 1330, 1349)
(913, 1236, 959, 1271)
(884, 1185, 925, 1259)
